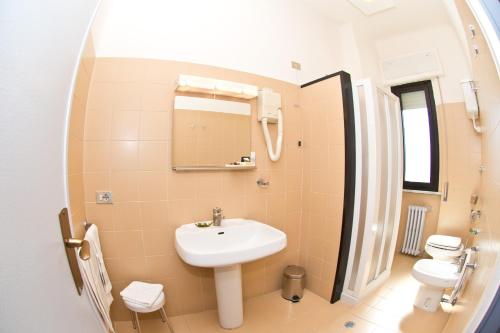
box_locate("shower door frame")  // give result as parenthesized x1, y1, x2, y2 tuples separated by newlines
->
(342, 79, 403, 303)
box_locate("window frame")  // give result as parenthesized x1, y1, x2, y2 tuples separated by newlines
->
(391, 80, 440, 192)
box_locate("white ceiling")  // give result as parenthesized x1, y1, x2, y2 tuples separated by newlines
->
(303, 0, 453, 39)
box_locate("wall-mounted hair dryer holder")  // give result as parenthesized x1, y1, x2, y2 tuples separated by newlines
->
(460, 80, 482, 134)
(258, 88, 283, 162)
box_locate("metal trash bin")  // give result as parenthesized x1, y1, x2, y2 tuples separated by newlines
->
(282, 265, 306, 302)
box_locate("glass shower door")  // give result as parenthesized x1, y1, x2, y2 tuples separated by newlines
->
(342, 79, 403, 303)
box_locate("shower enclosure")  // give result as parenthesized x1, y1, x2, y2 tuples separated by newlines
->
(342, 79, 404, 303)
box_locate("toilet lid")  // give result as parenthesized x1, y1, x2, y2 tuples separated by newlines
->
(427, 235, 462, 250)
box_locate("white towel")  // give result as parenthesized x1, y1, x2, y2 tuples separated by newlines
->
(85, 225, 113, 304)
(120, 281, 163, 308)
(122, 295, 161, 308)
(79, 225, 114, 333)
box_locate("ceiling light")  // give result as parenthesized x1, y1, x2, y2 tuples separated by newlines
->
(348, 0, 395, 16)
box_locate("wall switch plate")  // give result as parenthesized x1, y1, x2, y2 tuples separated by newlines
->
(291, 61, 301, 70)
(96, 191, 113, 204)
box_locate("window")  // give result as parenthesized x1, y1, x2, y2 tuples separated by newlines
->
(391, 80, 439, 192)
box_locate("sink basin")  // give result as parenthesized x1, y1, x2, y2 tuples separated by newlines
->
(175, 218, 287, 329)
(175, 218, 287, 267)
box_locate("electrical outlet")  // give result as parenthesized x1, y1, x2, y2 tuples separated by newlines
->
(291, 61, 301, 70)
(96, 191, 113, 204)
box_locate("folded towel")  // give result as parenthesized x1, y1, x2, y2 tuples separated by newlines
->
(122, 294, 161, 308)
(120, 281, 163, 308)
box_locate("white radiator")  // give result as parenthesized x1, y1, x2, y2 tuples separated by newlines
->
(401, 205, 427, 256)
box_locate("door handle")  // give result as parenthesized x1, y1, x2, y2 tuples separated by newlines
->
(58, 207, 88, 295)
(64, 238, 91, 261)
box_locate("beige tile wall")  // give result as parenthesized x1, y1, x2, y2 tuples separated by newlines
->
(443, 1, 500, 331)
(67, 35, 95, 238)
(437, 102, 482, 241)
(299, 76, 345, 300)
(82, 58, 306, 319)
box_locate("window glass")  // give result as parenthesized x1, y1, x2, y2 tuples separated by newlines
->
(401, 91, 431, 183)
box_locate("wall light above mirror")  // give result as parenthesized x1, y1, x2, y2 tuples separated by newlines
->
(172, 96, 254, 171)
(176, 74, 259, 99)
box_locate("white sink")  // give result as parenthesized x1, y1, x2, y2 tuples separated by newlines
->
(175, 218, 287, 329)
(175, 218, 287, 267)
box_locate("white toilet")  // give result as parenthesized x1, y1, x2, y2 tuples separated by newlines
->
(411, 235, 463, 312)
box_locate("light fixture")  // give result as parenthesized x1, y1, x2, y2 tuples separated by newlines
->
(348, 0, 395, 16)
(176, 74, 258, 99)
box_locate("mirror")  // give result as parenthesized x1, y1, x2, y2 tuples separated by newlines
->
(172, 96, 252, 169)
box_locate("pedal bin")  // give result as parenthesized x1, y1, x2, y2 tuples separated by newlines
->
(281, 265, 306, 302)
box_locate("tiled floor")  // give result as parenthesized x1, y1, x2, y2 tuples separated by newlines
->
(114, 255, 452, 333)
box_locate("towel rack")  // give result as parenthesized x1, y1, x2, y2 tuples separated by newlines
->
(84, 220, 94, 231)
(442, 247, 478, 305)
(58, 208, 92, 295)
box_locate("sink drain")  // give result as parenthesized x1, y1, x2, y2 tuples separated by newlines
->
(344, 321, 355, 328)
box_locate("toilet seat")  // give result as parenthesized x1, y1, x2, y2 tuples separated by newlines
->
(412, 259, 460, 288)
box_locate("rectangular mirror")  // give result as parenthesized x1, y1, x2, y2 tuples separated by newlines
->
(172, 96, 252, 170)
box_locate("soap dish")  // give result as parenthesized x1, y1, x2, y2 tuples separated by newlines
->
(195, 221, 213, 228)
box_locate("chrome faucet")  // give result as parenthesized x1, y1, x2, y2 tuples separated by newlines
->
(213, 207, 224, 226)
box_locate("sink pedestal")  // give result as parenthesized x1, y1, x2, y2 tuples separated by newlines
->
(214, 264, 243, 329)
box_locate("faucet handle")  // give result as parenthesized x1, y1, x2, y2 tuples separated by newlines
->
(213, 207, 222, 214)
(470, 209, 481, 221)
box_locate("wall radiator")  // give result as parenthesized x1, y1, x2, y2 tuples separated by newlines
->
(401, 205, 428, 256)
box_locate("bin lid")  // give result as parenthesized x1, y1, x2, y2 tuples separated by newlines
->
(283, 265, 305, 278)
